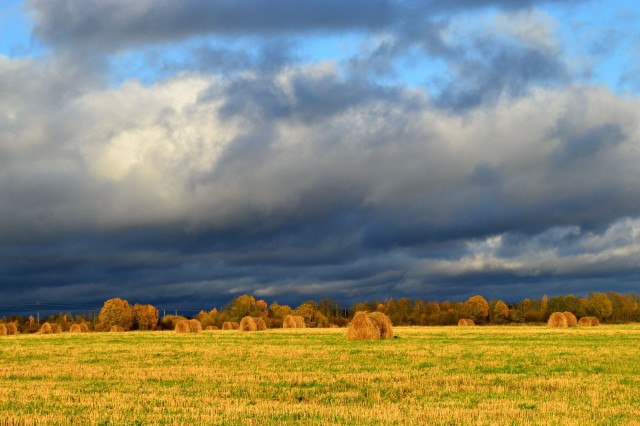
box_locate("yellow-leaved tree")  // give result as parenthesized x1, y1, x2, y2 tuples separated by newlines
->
(98, 298, 134, 331)
(464, 295, 489, 324)
(133, 304, 159, 330)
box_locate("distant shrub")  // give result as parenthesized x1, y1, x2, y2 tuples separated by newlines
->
(69, 324, 82, 333)
(293, 316, 306, 328)
(563, 312, 577, 327)
(39, 323, 54, 334)
(254, 317, 267, 331)
(347, 311, 380, 341)
(458, 319, 475, 326)
(547, 312, 568, 328)
(282, 315, 297, 329)
(239, 316, 257, 332)
(368, 312, 394, 339)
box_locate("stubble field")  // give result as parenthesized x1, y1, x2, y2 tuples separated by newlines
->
(1, 326, 639, 425)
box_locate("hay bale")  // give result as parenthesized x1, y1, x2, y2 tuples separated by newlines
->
(174, 320, 191, 333)
(6, 323, 18, 335)
(547, 312, 568, 328)
(282, 315, 297, 329)
(69, 324, 82, 333)
(187, 319, 202, 333)
(231, 322, 239, 330)
(458, 319, 475, 326)
(347, 311, 380, 341)
(79, 323, 90, 333)
(293, 316, 306, 328)
(52, 324, 62, 334)
(254, 317, 267, 331)
(589, 317, 600, 326)
(368, 312, 393, 339)
(563, 312, 577, 327)
(109, 325, 124, 332)
(0, 324, 6, 336)
(222, 321, 234, 330)
(205, 325, 218, 331)
(329, 324, 339, 328)
(239, 316, 257, 332)
(39, 323, 54, 334)
(579, 316, 600, 326)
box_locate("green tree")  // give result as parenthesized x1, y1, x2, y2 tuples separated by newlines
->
(588, 293, 613, 321)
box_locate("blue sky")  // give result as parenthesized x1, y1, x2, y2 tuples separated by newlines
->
(1, 0, 640, 312)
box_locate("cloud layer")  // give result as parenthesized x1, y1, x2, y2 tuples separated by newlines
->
(1, 0, 638, 309)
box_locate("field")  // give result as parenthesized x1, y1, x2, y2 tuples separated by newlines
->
(1, 326, 640, 425)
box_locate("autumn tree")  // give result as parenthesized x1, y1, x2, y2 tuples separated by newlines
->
(98, 298, 134, 331)
(195, 308, 218, 329)
(267, 302, 292, 328)
(294, 301, 329, 328)
(463, 295, 489, 323)
(587, 293, 613, 321)
(223, 295, 268, 322)
(133, 304, 159, 330)
(493, 300, 509, 323)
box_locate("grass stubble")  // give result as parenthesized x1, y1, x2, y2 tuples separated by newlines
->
(0, 326, 639, 425)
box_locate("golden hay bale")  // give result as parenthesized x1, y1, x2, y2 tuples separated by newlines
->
(109, 325, 124, 332)
(6, 322, 18, 335)
(329, 324, 339, 328)
(563, 312, 577, 327)
(79, 323, 90, 333)
(347, 311, 380, 341)
(239, 316, 257, 332)
(579, 316, 600, 326)
(368, 312, 394, 339)
(0, 324, 6, 336)
(231, 322, 239, 330)
(52, 324, 62, 334)
(222, 321, 234, 330)
(458, 319, 475, 326)
(589, 317, 600, 326)
(282, 315, 297, 329)
(69, 324, 82, 333)
(39, 323, 54, 334)
(293, 315, 306, 328)
(205, 325, 218, 331)
(254, 317, 267, 331)
(547, 312, 568, 328)
(187, 319, 202, 333)
(174, 320, 191, 333)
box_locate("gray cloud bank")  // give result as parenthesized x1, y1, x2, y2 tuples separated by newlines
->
(1, 0, 638, 308)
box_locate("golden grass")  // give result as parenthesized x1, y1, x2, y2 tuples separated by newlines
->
(0, 326, 640, 424)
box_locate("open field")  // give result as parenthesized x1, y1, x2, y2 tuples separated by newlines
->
(1, 326, 640, 425)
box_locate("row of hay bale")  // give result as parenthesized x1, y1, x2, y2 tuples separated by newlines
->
(0, 323, 18, 335)
(347, 311, 393, 340)
(282, 315, 306, 328)
(38, 322, 90, 334)
(548, 312, 600, 328)
(175, 319, 203, 333)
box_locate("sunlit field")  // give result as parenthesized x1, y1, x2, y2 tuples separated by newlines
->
(1, 326, 639, 425)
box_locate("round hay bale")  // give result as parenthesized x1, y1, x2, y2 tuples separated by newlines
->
(205, 325, 218, 331)
(254, 317, 267, 331)
(5, 323, 18, 335)
(368, 312, 393, 339)
(187, 319, 202, 333)
(293, 316, 306, 328)
(174, 320, 191, 333)
(231, 322, 239, 330)
(39, 323, 54, 334)
(0, 324, 6, 336)
(347, 311, 380, 341)
(69, 324, 82, 333)
(578, 317, 591, 326)
(329, 324, 339, 328)
(109, 325, 124, 332)
(458, 319, 475, 326)
(239, 316, 257, 332)
(222, 321, 234, 330)
(282, 315, 297, 329)
(563, 312, 577, 327)
(547, 312, 568, 328)
(589, 317, 600, 326)
(52, 323, 62, 334)
(79, 323, 90, 333)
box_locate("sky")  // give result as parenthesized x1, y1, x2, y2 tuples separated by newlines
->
(1, 0, 640, 314)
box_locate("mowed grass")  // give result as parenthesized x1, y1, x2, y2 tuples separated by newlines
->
(1, 326, 640, 425)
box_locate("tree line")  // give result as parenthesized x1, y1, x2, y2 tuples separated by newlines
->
(1, 292, 638, 333)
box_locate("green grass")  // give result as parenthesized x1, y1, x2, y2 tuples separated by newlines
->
(1, 326, 639, 425)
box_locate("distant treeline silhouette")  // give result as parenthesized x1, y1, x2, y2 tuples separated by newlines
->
(1, 292, 638, 333)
